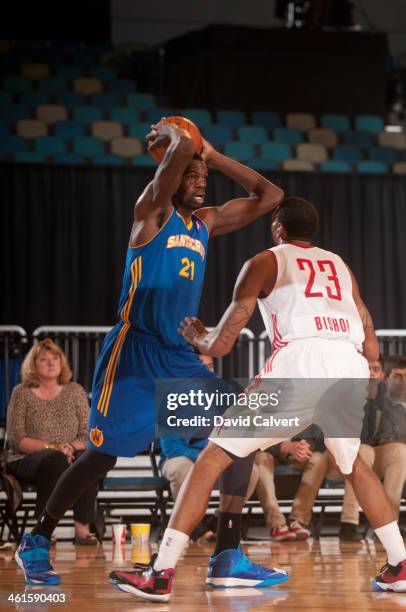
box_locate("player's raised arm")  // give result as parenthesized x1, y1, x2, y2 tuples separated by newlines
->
(179, 250, 277, 356)
(196, 140, 284, 237)
(130, 121, 195, 246)
(348, 267, 379, 362)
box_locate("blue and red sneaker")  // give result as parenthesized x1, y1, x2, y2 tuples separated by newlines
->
(15, 534, 60, 586)
(109, 555, 174, 602)
(372, 559, 406, 592)
(206, 545, 288, 588)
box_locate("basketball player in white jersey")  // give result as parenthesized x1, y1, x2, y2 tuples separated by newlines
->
(117, 196, 406, 599)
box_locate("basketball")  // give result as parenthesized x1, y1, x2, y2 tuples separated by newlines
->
(148, 116, 203, 163)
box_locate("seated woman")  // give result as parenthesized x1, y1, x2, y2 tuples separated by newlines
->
(6, 338, 98, 545)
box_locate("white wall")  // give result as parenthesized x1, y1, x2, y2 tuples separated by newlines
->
(112, 0, 406, 58)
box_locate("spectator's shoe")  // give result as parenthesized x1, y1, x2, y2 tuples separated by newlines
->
(339, 522, 363, 542)
(109, 555, 174, 602)
(15, 534, 61, 586)
(206, 545, 288, 588)
(288, 520, 311, 541)
(372, 559, 406, 591)
(270, 526, 297, 542)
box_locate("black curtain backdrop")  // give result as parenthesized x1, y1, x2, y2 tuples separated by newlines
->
(1, 162, 405, 335)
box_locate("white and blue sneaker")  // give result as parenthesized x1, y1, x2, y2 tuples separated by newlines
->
(206, 545, 288, 588)
(15, 534, 61, 586)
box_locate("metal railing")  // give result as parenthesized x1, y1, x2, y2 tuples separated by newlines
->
(0, 326, 405, 410)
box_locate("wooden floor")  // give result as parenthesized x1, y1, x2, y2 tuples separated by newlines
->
(1, 536, 406, 611)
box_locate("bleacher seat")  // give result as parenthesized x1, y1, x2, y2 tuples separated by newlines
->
(110, 107, 140, 125)
(35, 136, 66, 155)
(21, 63, 51, 79)
(0, 135, 28, 157)
(108, 79, 136, 94)
(297, 143, 328, 164)
(4, 76, 32, 94)
(73, 137, 105, 157)
(183, 109, 212, 127)
(356, 161, 387, 173)
(128, 122, 151, 140)
(355, 114, 384, 134)
(89, 67, 117, 82)
(342, 130, 374, 147)
(73, 106, 103, 124)
(54, 92, 85, 108)
(146, 108, 176, 124)
(91, 120, 124, 141)
(13, 151, 45, 163)
(132, 154, 156, 167)
(308, 128, 338, 148)
(248, 158, 279, 170)
(251, 111, 281, 129)
(38, 78, 68, 94)
(238, 126, 268, 145)
(369, 146, 398, 164)
(93, 154, 125, 165)
(202, 124, 233, 147)
(37, 104, 68, 125)
(286, 112, 316, 131)
(261, 142, 291, 161)
(50, 41, 82, 56)
(377, 130, 406, 150)
(73, 52, 99, 68)
(1, 104, 30, 122)
(54, 120, 86, 139)
(92, 93, 122, 109)
(20, 91, 50, 109)
(321, 114, 351, 133)
(55, 65, 84, 80)
(73, 77, 103, 96)
(393, 162, 406, 174)
(333, 145, 363, 163)
(110, 137, 143, 158)
(216, 110, 246, 127)
(282, 159, 314, 171)
(273, 127, 304, 145)
(53, 153, 85, 164)
(223, 141, 255, 161)
(17, 119, 47, 139)
(319, 160, 351, 173)
(127, 93, 156, 111)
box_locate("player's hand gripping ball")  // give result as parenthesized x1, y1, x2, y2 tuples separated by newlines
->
(147, 116, 203, 163)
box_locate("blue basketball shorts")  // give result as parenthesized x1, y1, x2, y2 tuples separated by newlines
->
(87, 323, 217, 457)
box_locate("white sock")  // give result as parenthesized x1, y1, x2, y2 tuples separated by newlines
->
(153, 528, 189, 571)
(375, 521, 406, 566)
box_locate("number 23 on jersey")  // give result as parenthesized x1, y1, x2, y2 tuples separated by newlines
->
(297, 258, 342, 301)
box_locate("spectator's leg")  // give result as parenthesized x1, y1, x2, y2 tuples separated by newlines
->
(8, 449, 70, 517)
(340, 444, 375, 525)
(374, 443, 406, 519)
(289, 451, 328, 526)
(161, 456, 194, 501)
(254, 451, 287, 529)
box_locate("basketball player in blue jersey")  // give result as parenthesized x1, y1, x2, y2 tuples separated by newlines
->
(15, 120, 286, 592)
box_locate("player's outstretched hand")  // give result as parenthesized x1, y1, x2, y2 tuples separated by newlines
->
(178, 316, 208, 346)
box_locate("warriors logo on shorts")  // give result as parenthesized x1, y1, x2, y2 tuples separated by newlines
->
(89, 426, 104, 447)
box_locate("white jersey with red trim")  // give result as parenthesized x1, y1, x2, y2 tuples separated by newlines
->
(257, 242, 365, 352)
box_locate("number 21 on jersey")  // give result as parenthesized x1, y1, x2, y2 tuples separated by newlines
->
(179, 257, 195, 281)
(297, 258, 342, 300)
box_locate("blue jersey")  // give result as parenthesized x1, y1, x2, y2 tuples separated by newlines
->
(116, 208, 209, 347)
